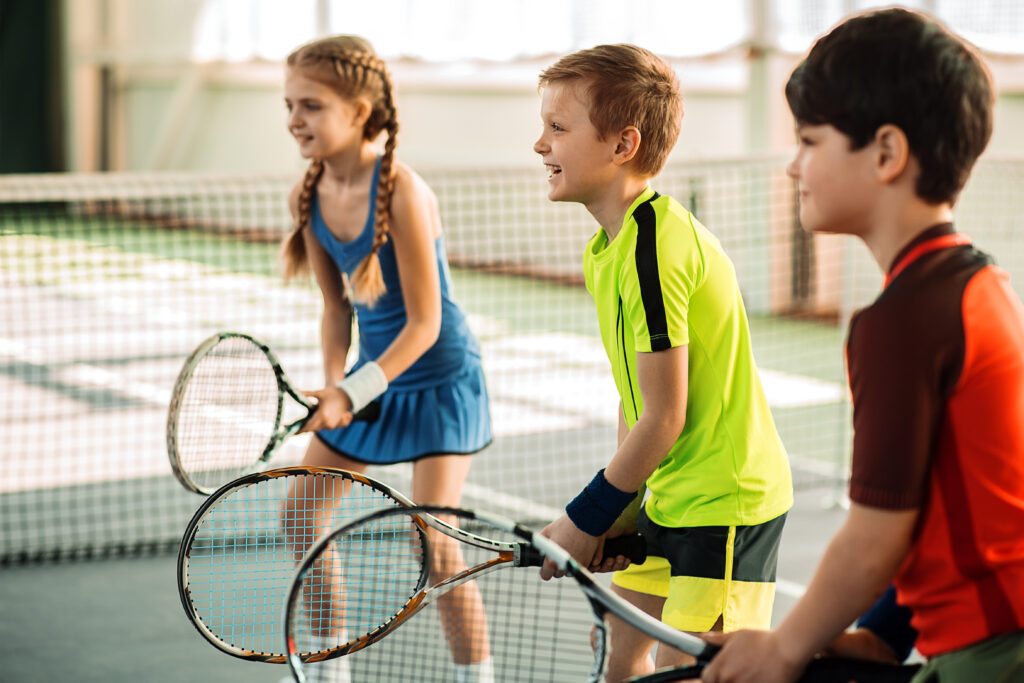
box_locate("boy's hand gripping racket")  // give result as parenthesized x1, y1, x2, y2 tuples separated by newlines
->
(166, 331, 380, 494)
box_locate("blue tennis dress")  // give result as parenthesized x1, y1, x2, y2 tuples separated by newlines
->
(310, 161, 492, 464)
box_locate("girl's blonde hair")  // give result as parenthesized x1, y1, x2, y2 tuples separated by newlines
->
(281, 35, 398, 306)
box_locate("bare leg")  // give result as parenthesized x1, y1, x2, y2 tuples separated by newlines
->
(605, 581, 722, 681)
(411, 455, 491, 668)
(605, 583, 663, 682)
(278, 438, 368, 682)
(654, 614, 722, 670)
(281, 438, 369, 636)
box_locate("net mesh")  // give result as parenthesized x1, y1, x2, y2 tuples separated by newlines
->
(3, 156, 1023, 564)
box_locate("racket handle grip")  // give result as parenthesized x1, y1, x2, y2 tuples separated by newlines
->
(696, 642, 720, 664)
(352, 400, 381, 422)
(522, 533, 647, 567)
(603, 533, 647, 565)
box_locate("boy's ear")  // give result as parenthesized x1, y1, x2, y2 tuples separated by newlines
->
(612, 126, 642, 166)
(873, 124, 911, 184)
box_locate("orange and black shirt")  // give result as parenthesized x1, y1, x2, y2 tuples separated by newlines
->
(846, 223, 1024, 657)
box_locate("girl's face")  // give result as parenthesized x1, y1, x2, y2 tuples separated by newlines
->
(284, 69, 367, 160)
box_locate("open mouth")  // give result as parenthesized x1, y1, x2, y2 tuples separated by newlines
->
(545, 164, 562, 179)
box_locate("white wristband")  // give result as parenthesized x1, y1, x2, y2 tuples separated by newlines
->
(335, 361, 388, 413)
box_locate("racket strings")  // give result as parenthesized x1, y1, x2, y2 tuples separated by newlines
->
(291, 510, 605, 682)
(183, 471, 401, 657)
(290, 513, 428, 655)
(174, 336, 282, 489)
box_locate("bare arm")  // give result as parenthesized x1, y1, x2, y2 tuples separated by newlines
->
(285, 180, 353, 383)
(702, 503, 918, 683)
(540, 346, 687, 578)
(287, 181, 355, 432)
(605, 346, 688, 493)
(370, 164, 443, 381)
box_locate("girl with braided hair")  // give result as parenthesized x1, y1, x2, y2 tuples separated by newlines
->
(279, 35, 493, 682)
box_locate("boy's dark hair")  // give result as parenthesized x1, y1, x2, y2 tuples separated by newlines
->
(786, 8, 993, 204)
(539, 44, 683, 177)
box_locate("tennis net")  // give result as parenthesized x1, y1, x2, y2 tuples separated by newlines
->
(4, 156, 1021, 564)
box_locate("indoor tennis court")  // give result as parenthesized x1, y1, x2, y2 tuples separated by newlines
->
(3, 2, 1024, 682)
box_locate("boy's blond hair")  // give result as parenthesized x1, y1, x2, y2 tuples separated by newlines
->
(539, 44, 683, 177)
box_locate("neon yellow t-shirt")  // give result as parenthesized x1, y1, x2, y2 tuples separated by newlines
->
(583, 187, 792, 527)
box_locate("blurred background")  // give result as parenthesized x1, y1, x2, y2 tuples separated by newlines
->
(1, 2, 1023, 680)
(7, 0, 1024, 176)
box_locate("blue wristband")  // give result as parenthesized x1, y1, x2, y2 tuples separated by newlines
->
(565, 469, 637, 537)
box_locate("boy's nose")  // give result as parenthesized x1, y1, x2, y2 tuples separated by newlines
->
(533, 136, 547, 154)
(785, 156, 798, 179)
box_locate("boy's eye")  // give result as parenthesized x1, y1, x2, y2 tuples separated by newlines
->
(551, 123, 564, 132)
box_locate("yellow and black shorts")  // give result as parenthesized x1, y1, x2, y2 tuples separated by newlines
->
(613, 508, 787, 633)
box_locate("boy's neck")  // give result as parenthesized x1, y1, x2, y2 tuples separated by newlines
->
(587, 175, 652, 241)
(862, 197, 955, 273)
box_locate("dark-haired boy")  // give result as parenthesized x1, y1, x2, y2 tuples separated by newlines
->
(533, 43, 793, 681)
(703, 9, 1024, 683)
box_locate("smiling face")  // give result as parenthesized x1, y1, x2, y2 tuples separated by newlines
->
(787, 123, 877, 236)
(284, 69, 366, 161)
(533, 79, 617, 207)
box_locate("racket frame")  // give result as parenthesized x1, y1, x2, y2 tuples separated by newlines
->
(167, 332, 381, 495)
(167, 331, 314, 494)
(284, 505, 648, 682)
(284, 506, 536, 671)
(177, 466, 414, 662)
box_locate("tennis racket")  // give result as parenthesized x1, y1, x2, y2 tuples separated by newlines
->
(629, 654, 921, 682)
(177, 466, 410, 663)
(178, 467, 645, 668)
(284, 505, 649, 683)
(166, 331, 380, 494)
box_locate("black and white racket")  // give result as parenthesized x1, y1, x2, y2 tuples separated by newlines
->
(284, 505, 648, 682)
(630, 653, 921, 681)
(166, 331, 380, 494)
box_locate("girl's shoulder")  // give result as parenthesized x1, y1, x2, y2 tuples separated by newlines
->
(389, 160, 438, 211)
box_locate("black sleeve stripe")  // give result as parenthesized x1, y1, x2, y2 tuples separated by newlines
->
(633, 194, 671, 352)
(618, 297, 639, 420)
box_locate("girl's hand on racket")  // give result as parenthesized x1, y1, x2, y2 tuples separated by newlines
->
(299, 386, 354, 432)
(539, 514, 601, 580)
